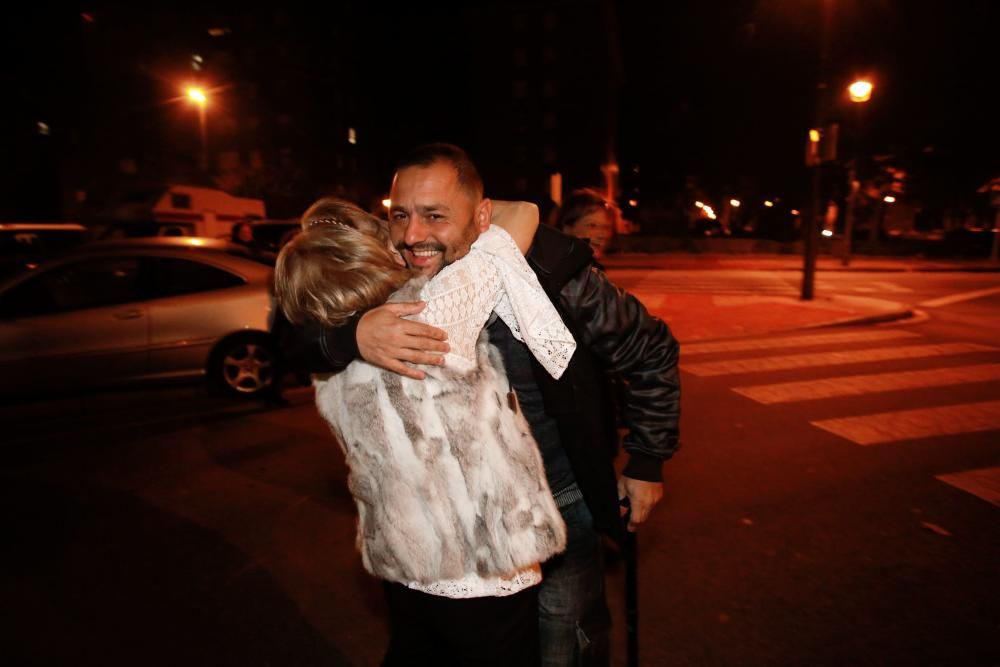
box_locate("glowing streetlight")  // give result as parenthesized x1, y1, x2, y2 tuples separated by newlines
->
(821, 229, 834, 237)
(883, 195, 896, 204)
(791, 209, 801, 216)
(730, 199, 741, 208)
(848, 79, 873, 103)
(186, 87, 207, 105)
(694, 201, 704, 209)
(764, 200, 774, 208)
(185, 86, 209, 169)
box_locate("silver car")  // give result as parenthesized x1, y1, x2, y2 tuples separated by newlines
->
(0, 237, 278, 399)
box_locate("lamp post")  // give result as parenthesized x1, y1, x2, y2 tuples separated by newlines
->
(186, 87, 208, 170)
(842, 78, 873, 266)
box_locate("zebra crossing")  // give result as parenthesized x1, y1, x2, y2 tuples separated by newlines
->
(681, 327, 1000, 507)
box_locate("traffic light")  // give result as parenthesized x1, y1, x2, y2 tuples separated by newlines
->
(805, 123, 839, 166)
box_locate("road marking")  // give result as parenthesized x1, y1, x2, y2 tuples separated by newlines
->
(680, 342, 996, 377)
(732, 363, 1000, 404)
(919, 285, 1000, 308)
(870, 281, 913, 293)
(811, 400, 1000, 445)
(683, 329, 920, 356)
(936, 466, 1000, 507)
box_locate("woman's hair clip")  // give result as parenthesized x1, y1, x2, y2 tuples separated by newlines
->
(308, 217, 351, 230)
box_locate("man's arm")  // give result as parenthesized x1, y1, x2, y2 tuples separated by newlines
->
(279, 303, 449, 379)
(558, 266, 681, 531)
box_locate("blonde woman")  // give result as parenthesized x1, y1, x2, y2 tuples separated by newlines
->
(275, 198, 574, 665)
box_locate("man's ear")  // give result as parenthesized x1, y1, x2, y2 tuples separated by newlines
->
(476, 198, 493, 232)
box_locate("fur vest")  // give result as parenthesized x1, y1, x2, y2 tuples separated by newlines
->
(314, 326, 567, 585)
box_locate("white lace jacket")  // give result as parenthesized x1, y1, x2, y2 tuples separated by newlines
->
(314, 226, 574, 597)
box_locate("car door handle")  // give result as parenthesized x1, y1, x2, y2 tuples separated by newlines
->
(113, 309, 143, 320)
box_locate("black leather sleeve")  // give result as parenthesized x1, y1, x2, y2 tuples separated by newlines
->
(278, 318, 360, 374)
(559, 266, 681, 481)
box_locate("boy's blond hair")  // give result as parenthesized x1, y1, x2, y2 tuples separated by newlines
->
(275, 199, 412, 326)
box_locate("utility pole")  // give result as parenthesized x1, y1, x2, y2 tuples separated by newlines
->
(802, 0, 834, 300)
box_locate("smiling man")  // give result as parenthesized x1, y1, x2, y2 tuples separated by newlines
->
(294, 143, 681, 666)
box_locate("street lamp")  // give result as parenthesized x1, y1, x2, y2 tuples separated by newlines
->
(848, 79, 873, 103)
(186, 87, 207, 105)
(842, 78, 874, 266)
(186, 86, 208, 170)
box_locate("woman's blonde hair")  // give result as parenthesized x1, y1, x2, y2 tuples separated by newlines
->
(274, 199, 412, 326)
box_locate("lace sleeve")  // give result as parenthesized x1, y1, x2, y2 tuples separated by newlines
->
(476, 227, 577, 379)
(411, 250, 503, 372)
(408, 227, 576, 378)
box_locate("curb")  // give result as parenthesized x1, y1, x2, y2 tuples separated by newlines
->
(802, 307, 917, 329)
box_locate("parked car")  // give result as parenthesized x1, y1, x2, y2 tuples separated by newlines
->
(0, 237, 278, 399)
(243, 218, 301, 252)
(0, 223, 88, 279)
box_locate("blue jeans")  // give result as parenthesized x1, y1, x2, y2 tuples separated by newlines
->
(539, 498, 611, 667)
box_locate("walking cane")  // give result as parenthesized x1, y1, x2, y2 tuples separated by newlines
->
(622, 498, 639, 667)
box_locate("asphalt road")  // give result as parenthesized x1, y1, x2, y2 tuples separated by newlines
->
(2, 269, 997, 666)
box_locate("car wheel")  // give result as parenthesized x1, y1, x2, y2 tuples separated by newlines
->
(209, 333, 275, 398)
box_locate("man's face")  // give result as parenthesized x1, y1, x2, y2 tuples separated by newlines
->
(389, 161, 489, 278)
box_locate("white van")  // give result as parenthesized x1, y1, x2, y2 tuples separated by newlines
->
(98, 185, 266, 240)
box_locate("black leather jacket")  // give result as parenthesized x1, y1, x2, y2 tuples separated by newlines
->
(283, 225, 681, 540)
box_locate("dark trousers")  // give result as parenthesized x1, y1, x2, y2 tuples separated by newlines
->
(382, 581, 540, 667)
(539, 498, 612, 667)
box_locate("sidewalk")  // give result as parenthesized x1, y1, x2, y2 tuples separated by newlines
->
(633, 291, 914, 343)
(602, 253, 1000, 273)
(600, 253, 952, 342)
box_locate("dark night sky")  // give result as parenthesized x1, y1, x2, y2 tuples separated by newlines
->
(356, 1, 996, 198)
(1, 1, 995, 217)
(619, 0, 995, 191)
